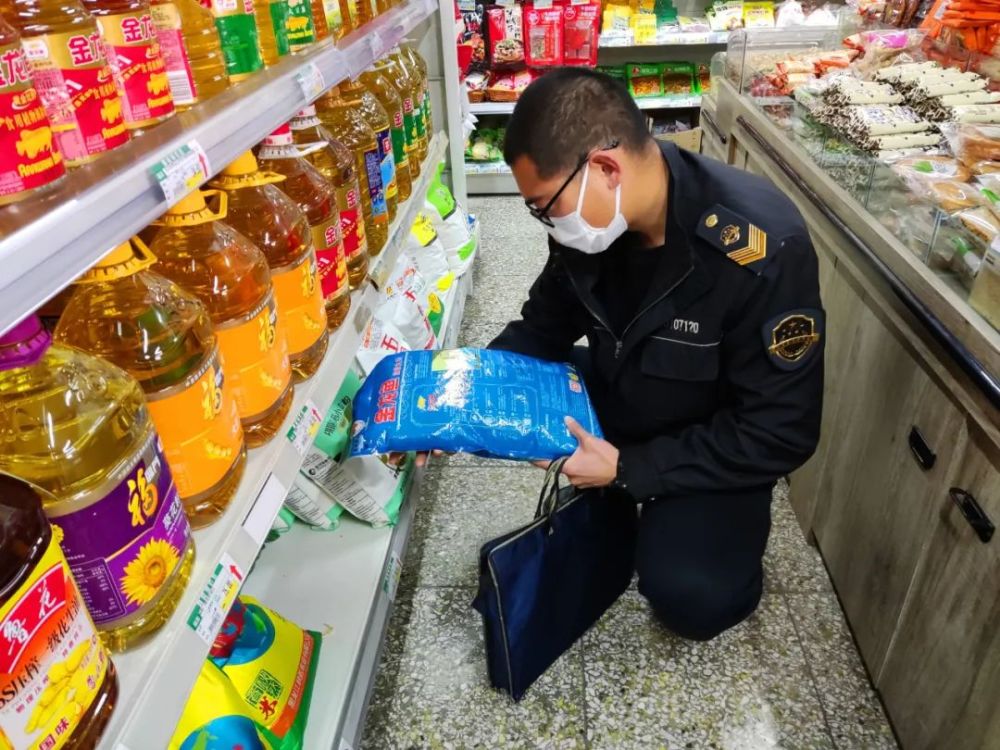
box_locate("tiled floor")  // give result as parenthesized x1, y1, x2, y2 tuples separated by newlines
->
(361, 197, 899, 750)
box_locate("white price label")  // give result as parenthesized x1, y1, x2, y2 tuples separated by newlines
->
(287, 400, 323, 457)
(353, 297, 373, 334)
(296, 62, 325, 102)
(382, 552, 402, 602)
(151, 140, 210, 204)
(187, 553, 244, 645)
(242, 473, 288, 546)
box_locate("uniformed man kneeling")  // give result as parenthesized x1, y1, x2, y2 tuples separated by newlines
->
(489, 68, 825, 641)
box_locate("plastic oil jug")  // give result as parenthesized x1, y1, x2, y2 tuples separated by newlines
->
(258, 125, 351, 330)
(151, 189, 294, 447)
(254, 0, 290, 65)
(0, 0, 130, 166)
(209, 0, 261, 81)
(284, 0, 326, 51)
(383, 50, 422, 177)
(0, 474, 118, 748)
(316, 86, 388, 255)
(401, 44, 431, 133)
(360, 62, 411, 202)
(210, 150, 330, 377)
(290, 105, 370, 288)
(339, 77, 397, 222)
(0, 315, 196, 651)
(149, 0, 229, 109)
(81, 0, 175, 130)
(391, 47, 428, 163)
(55, 238, 247, 528)
(0, 15, 65, 204)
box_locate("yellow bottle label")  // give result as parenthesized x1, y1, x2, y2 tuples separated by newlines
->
(271, 251, 327, 355)
(146, 344, 244, 499)
(311, 218, 348, 300)
(0, 536, 110, 750)
(215, 291, 292, 422)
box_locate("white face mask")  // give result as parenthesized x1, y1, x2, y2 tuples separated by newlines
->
(544, 163, 628, 254)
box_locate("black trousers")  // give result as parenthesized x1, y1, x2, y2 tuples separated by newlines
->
(630, 488, 772, 641)
(570, 346, 772, 641)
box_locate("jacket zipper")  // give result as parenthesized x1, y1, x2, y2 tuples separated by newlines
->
(571, 267, 694, 359)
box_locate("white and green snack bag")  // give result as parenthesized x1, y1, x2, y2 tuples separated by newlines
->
(404, 212, 454, 286)
(283, 372, 357, 530)
(424, 162, 476, 275)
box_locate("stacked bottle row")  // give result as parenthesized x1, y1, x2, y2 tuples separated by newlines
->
(0, 53, 431, 748)
(0, 0, 429, 205)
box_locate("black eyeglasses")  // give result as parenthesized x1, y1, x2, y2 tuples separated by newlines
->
(525, 140, 619, 227)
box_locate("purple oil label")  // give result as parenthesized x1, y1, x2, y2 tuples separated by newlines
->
(51, 431, 192, 625)
(363, 146, 388, 218)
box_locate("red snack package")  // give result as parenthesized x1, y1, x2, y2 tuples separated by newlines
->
(563, 2, 599, 66)
(487, 4, 525, 69)
(524, 5, 564, 67)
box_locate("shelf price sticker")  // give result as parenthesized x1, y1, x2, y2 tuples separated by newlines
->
(242, 473, 288, 546)
(296, 62, 325, 102)
(151, 140, 211, 204)
(381, 551, 402, 602)
(187, 552, 244, 645)
(287, 400, 323, 457)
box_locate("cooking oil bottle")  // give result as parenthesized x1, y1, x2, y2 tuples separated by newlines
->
(254, 0, 290, 65)
(0, 315, 196, 651)
(349, 0, 376, 28)
(151, 189, 294, 447)
(284, 0, 323, 52)
(383, 51, 421, 178)
(391, 47, 427, 162)
(55, 238, 247, 528)
(0, 474, 118, 747)
(322, 0, 345, 39)
(402, 44, 432, 133)
(0, 0, 130, 166)
(289, 106, 369, 288)
(258, 125, 351, 330)
(0, 15, 65, 205)
(82, 0, 175, 131)
(361, 63, 411, 202)
(208, 0, 261, 81)
(210, 150, 330, 378)
(339, 77, 397, 222)
(150, 0, 229, 109)
(316, 86, 389, 255)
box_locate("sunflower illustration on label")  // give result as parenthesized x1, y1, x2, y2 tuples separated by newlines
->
(48, 432, 191, 625)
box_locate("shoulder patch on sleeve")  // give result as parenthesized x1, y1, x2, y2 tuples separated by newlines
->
(762, 309, 824, 371)
(696, 204, 769, 273)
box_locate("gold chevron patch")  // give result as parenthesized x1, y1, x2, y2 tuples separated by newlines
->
(725, 224, 767, 266)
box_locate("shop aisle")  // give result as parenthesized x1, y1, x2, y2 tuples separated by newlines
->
(361, 197, 899, 750)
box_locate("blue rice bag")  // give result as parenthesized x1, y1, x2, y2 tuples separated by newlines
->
(350, 348, 602, 460)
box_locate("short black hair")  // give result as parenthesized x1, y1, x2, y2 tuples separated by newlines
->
(503, 67, 651, 178)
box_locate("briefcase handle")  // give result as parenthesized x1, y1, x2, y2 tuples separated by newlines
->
(536, 457, 569, 518)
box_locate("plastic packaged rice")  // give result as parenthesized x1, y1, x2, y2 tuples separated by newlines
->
(170, 661, 272, 750)
(424, 163, 476, 275)
(350, 348, 603, 460)
(404, 212, 454, 285)
(210, 597, 320, 750)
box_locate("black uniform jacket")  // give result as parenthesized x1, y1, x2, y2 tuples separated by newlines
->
(489, 141, 825, 501)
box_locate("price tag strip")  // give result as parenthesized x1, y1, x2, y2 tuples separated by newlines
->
(187, 552, 244, 645)
(296, 62, 325, 103)
(242, 473, 288, 547)
(151, 140, 210, 204)
(287, 400, 323, 457)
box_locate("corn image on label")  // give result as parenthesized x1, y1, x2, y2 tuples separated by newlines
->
(0, 536, 110, 750)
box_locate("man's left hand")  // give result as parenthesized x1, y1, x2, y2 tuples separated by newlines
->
(535, 416, 619, 488)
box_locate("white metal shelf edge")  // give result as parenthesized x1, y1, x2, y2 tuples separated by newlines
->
(100, 131, 448, 750)
(0, 0, 437, 337)
(469, 94, 701, 116)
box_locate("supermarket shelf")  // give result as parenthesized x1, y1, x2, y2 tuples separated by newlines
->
(599, 30, 730, 47)
(469, 95, 701, 116)
(465, 165, 518, 195)
(99, 134, 448, 750)
(368, 132, 450, 289)
(242, 270, 474, 750)
(0, 0, 437, 337)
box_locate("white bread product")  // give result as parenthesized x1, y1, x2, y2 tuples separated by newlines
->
(953, 105, 1000, 124)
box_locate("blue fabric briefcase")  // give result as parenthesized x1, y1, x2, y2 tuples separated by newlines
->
(472, 459, 637, 700)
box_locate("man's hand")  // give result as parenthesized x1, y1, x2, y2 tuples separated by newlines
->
(536, 416, 619, 488)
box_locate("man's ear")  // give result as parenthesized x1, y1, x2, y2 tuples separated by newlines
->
(591, 152, 621, 187)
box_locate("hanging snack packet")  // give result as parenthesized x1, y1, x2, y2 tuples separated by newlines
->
(350, 348, 604, 461)
(421, 164, 476, 276)
(524, 5, 564, 67)
(564, 3, 600, 66)
(301, 451, 413, 527)
(487, 5, 525, 68)
(405, 213, 456, 285)
(169, 661, 273, 750)
(627, 63, 663, 98)
(210, 597, 321, 750)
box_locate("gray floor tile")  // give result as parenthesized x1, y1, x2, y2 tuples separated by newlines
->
(785, 593, 898, 750)
(463, 278, 531, 325)
(407, 465, 546, 587)
(765, 482, 833, 594)
(362, 587, 587, 749)
(473, 229, 549, 284)
(583, 590, 835, 750)
(457, 317, 510, 349)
